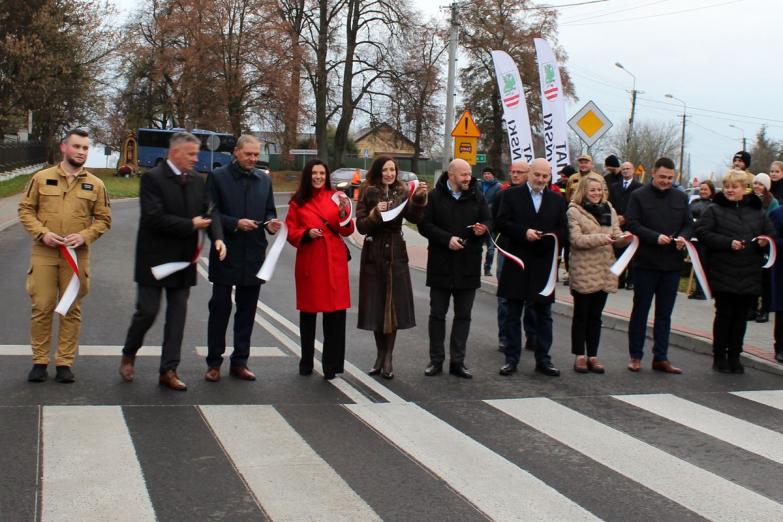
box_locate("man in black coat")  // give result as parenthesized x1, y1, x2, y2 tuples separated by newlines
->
(625, 157, 692, 374)
(119, 132, 225, 391)
(204, 135, 281, 382)
(419, 158, 491, 379)
(495, 158, 567, 377)
(608, 161, 642, 289)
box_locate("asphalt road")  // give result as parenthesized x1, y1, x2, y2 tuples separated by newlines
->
(1, 196, 782, 521)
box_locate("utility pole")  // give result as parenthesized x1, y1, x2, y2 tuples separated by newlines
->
(615, 63, 642, 149)
(729, 124, 746, 152)
(665, 94, 687, 182)
(441, 2, 458, 174)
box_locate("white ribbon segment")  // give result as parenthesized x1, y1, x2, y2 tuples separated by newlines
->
(380, 180, 420, 222)
(684, 239, 712, 300)
(256, 222, 288, 282)
(610, 234, 639, 276)
(151, 230, 205, 280)
(331, 192, 354, 227)
(754, 235, 777, 269)
(539, 233, 559, 296)
(55, 246, 80, 316)
(490, 233, 525, 270)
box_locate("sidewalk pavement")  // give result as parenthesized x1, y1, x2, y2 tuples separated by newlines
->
(349, 223, 782, 376)
(0, 192, 22, 232)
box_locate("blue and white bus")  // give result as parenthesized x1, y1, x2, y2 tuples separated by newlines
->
(136, 128, 237, 173)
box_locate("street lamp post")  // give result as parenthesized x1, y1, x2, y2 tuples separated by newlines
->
(665, 94, 687, 183)
(728, 124, 747, 152)
(615, 62, 642, 147)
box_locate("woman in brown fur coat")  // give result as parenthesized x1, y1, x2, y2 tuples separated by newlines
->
(355, 156, 428, 378)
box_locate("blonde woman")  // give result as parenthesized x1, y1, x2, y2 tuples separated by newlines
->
(567, 173, 630, 373)
(696, 170, 774, 373)
(770, 161, 783, 204)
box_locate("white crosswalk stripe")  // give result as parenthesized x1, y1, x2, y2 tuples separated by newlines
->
(345, 402, 599, 521)
(615, 393, 783, 465)
(486, 397, 783, 522)
(731, 389, 783, 411)
(200, 405, 380, 521)
(41, 406, 156, 522)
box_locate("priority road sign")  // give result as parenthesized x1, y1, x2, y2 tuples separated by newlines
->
(568, 101, 612, 147)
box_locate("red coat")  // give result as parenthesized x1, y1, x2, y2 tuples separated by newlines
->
(285, 188, 354, 313)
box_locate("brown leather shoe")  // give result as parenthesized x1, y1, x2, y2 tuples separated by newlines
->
(573, 356, 588, 373)
(204, 367, 221, 382)
(159, 370, 187, 391)
(652, 360, 682, 374)
(588, 357, 605, 374)
(627, 358, 641, 372)
(119, 355, 136, 382)
(229, 366, 256, 381)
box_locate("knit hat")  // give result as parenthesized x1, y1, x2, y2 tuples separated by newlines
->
(733, 151, 751, 168)
(560, 165, 576, 177)
(604, 154, 621, 168)
(754, 172, 771, 191)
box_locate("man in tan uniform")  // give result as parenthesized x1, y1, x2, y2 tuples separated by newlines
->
(18, 129, 111, 383)
(565, 154, 600, 201)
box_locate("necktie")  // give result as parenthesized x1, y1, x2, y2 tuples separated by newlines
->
(177, 173, 188, 186)
(623, 180, 629, 190)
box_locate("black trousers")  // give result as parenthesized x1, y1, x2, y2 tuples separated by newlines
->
(122, 285, 190, 373)
(775, 311, 783, 354)
(299, 310, 346, 375)
(428, 287, 476, 365)
(571, 290, 608, 356)
(206, 284, 261, 368)
(760, 268, 772, 313)
(712, 293, 754, 359)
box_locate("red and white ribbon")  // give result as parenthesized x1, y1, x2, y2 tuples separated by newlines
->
(331, 192, 354, 227)
(380, 180, 420, 222)
(753, 235, 777, 269)
(684, 239, 712, 300)
(151, 230, 205, 280)
(256, 222, 288, 282)
(55, 246, 80, 316)
(490, 233, 525, 271)
(610, 234, 639, 276)
(539, 233, 559, 297)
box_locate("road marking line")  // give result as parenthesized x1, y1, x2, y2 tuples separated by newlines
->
(201, 405, 380, 522)
(195, 263, 369, 405)
(731, 390, 783, 411)
(194, 346, 287, 357)
(41, 406, 156, 522)
(487, 397, 783, 521)
(256, 300, 406, 404)
(615, 393, 783, 465)
(345, 402, 598, 521)
(0, 345, 160, 356)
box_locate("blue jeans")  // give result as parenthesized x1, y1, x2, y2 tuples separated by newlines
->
(628, 268, 681, 361)
(483, 234, 496, 272)
(504, 299, 553, 366)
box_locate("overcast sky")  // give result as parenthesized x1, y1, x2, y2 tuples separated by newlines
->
(110, 0, 779, 179)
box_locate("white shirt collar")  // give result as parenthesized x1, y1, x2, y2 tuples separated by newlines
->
(166, 159, 183, 176)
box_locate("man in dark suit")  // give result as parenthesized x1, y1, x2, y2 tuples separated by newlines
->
(119, 132, 225, 391)
(608, 161, 642, 289)
(204, 135, 281, 382)
(495, 158, 568, 377)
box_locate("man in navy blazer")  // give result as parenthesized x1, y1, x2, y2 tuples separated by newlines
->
(204, 135, 281, 382)
(495, 158, 568, 377)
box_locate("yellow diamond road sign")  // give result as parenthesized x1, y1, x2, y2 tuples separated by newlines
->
(568, 101, 613, 147)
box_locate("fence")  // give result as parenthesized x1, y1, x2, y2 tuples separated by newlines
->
(0, 141, 47, 172)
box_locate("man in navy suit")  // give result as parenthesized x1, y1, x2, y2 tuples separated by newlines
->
(204, 135, 281, 382)
(495, 158, 568, 377)
(608, 161, 642, 289)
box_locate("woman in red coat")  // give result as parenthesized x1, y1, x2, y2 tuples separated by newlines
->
(286, 159, 355, 379)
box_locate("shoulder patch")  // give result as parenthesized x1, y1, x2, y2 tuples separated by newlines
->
(81, 183, 94, 191)
(46, 179, 58, 186)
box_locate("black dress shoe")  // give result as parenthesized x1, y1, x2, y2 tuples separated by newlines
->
(625, 283, 634, 290)
(28, 364, 48, 382)
(535, 363, 561, 377)
(380, 369, 394, 380)
(323, 371, 336, 380)
(424, 363, 442, 376)
(755, 312, 769, 323)
(55, 366, 75, 383)
(449, 363, 473, 379)
(368, 367, 381, 376)
(499, 363, 517, 376)
(728, 358, 744, 374)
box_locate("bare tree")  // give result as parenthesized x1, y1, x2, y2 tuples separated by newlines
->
(606, 120, 680, 174)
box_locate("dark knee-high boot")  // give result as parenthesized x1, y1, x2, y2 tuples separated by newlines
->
(369, 331, 385, 376)
(381, 331, 397, 380)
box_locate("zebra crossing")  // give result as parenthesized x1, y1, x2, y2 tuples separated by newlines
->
(3, 389, 782, 521)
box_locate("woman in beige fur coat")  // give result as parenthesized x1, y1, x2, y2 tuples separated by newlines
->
(567, 173, 630, 373)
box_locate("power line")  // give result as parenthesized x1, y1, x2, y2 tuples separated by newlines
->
(560, 0, 675, 24)
(562, 0, 745, 26)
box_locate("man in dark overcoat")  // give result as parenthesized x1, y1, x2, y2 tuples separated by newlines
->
(119, 131, 225, 391)
(495, 158, 568, 377)
(419, 158, 491, 379)
(204, 135, 281, 382)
